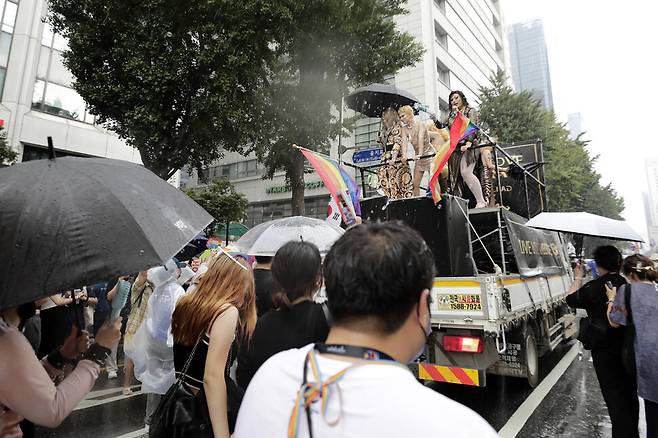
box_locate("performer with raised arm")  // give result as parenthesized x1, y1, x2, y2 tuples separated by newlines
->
(445, 91, 487, 208)
(398, 105, 436, 196)
(377, 107, 413, 199)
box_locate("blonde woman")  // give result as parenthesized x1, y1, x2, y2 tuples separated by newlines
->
(398, 105, 435, 196)
(171, 253, 256, 437)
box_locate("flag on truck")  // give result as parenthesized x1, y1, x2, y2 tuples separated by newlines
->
(297, 146, 361, 226)
(428, 112, 480, 203)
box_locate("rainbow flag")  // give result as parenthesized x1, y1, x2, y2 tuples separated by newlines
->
(299, 148, 360, 224)
(428, 112, 479, 203)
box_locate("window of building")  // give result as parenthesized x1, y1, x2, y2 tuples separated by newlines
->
(436, 59, 450, 86)
(32, 21, 96, 123)
(245, 196, 330, 228)
(205, 159, 262, 182)
(434, 22, 447, 48)
(434, 0, 446, 13)
(0, 0, 18, 98)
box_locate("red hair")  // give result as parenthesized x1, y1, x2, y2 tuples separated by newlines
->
(172, 253, 256, 346)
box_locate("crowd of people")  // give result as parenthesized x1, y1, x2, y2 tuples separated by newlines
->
(1, 227, 657, 438)
(0, 222, 503, 437)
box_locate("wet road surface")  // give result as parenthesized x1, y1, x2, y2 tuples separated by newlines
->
(36, 341, 647, 437)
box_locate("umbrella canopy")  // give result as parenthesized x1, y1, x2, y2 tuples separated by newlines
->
(344, 83, 420, 118)
(235, 216, 344, 256)
(214, 222, 249, 239)
(525, 212, 644, 242)
(0, 156, 213, 308)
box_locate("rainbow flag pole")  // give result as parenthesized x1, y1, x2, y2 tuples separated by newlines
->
(293, 144, 360, 226)
(428, 112, 480, 204)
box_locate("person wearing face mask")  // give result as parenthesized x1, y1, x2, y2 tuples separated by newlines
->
(236, 241, 329, 389)
(234, 222, 496, 438)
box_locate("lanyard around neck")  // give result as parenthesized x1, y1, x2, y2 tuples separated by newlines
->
(288, 343, 405, 438)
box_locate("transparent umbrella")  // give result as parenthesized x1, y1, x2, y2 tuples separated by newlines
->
(236, 216, 344, 256)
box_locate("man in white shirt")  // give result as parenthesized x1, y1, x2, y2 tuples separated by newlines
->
(234, 222, 497, 437)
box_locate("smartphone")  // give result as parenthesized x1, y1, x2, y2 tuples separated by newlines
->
(605, 281, 613, 289)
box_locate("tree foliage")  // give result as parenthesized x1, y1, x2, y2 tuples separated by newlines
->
(478, 71, 624, 219)
(250, 1, 424, 214)
(186, 179, 248, 231)
(0, 126, 16, 164)
(48, 0, 294, 179)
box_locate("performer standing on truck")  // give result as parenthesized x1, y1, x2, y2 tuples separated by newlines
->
(445, 91, 487, 208)
(377, 107, 413, 199)
(398, 105, 435, 197)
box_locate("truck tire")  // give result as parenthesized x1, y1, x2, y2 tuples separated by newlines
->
(524, 327, 539, 387)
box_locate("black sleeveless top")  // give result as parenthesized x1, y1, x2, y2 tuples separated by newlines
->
(173, 332, 237, 391)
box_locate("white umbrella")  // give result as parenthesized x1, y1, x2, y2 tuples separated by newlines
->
(525, 212, 644, 242)
(236, 216, 345, 256)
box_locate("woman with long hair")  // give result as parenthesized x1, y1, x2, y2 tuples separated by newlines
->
(377, 107, 413, 199)
(607, 254, 658, 438)
(236, 241, 329, 389)
(171, 252, 256, 438)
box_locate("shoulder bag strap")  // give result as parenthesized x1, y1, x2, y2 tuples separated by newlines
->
(177, 334, 204, 385)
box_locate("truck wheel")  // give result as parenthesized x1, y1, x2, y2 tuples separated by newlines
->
(524, 328, 539, 387)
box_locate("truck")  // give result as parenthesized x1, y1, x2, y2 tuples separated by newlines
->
(359, 140, 578, 387)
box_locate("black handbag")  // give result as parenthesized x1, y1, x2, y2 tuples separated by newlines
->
(621, 285, 636, 376)
(578, 315, 609, 350)
(149, 336, 213, 438)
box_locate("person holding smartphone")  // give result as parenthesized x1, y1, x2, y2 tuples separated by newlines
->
(566, 246, 638, 438)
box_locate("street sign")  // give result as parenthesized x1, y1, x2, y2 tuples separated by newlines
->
(352, 147, 383, 164)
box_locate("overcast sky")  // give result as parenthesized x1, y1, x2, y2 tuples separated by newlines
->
(500, 0, 656, 240)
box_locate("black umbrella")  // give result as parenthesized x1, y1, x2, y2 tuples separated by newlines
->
(344, 83, 420, 118)
(176, 233, 208, 261)
(0, 154, 214, 308)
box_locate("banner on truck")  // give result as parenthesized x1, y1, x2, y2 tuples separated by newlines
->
(506, 218, 566, 276)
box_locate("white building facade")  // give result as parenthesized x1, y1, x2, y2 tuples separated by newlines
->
(1, 0, 139, 163)
(192, 0, 510, 227)
(645, 158, 658, 245)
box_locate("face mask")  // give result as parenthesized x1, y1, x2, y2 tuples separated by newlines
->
(410, 300, 432, 364)
(17, 302, 37, 330)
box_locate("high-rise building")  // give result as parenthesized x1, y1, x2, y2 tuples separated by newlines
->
(568, 113, 583, 140)
(645, 158, 658, 245)
(508, 19, 554, 110)
(0, 0, 140, 165)
(191, 0, 510, 227)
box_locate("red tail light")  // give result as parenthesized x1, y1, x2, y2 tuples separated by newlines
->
(443, 335, 483, 353)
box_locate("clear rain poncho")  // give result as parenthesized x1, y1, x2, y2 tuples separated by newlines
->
(124, 260, 185, 394)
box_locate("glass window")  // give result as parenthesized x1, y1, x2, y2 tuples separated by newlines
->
(52, 33, 68, 52)
(41, 23, 54, 47)
(42, 82, 86, 121)
(32, 79, 45, 107)
(1, 1, 16, 34)
(0, 31, 10, 67)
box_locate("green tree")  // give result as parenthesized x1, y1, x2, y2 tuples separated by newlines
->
(48, 0, 294, 179)
(478, 71, 624, 218)
(186, 179, 248, 233)
(249, 1, 424, 214)
(0, 126, 16, 164)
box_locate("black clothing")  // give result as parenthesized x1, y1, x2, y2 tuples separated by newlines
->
(566, 273, 627, 349)
(37, 304, 72, 359)
(254, 269, 275, 317)
(236, 300, 329, 388)
(567, 273, 638, 438)
(174, 333, 213, 391)
(591, 348, 639, 438)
